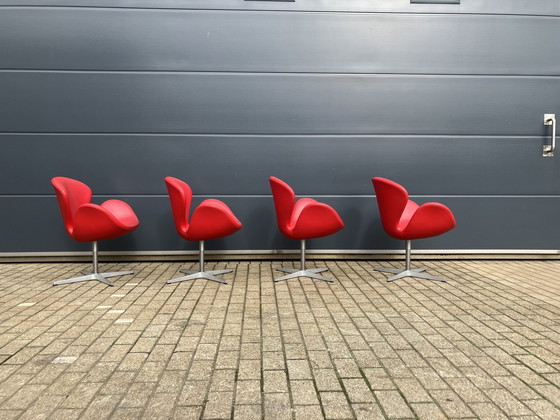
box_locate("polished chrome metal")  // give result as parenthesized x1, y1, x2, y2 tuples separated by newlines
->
(543, 113, 556, 157)
(53, 241, 134, 286)
(375, 240, 446, 282)
(274, 239, 335, 283)
(405, 239, 411, 270)
(167, 240, 232, 284)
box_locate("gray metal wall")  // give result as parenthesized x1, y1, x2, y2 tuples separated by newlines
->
(1, 0, 559, 254)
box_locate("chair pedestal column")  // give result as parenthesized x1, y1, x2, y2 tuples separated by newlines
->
(167, 240, 233, 285)
(274, 240, 335, 283)
(54, 241, 134, 286)
(375, 240, 446, 283)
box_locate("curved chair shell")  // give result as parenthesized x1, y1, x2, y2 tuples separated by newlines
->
(51, 177, 139, 286)
(269, 177, 344, 240)
(372, 177, 456, 282)
(164, 177, 242, 284)
(269, 176, 344, 282)
(373, 177, 455, 240)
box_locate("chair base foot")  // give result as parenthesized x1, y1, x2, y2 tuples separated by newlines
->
(375, 267, 446, 282)
(167, 269, 233, 284)
(274, 267, 334, 283)
(53, 270, 134, 287)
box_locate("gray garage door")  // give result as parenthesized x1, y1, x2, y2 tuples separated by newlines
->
(0, 0, 559, 254)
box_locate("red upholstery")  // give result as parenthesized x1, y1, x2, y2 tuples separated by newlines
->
(269, 177, 344, 240)
(52, 177, 139, 243)
(372, 177, 455, 240)
(165, 177, 242, 242)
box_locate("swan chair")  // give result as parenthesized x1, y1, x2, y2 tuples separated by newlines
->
(372, 177, 456, 282)
(269, 176, 344, 283)
(165, 177, 242, 284)
(51, 177, 140, 286)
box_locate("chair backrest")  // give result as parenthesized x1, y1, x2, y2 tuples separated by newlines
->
(165, 177, 192, 236)
(269, 177, 295, 235)
(51, 177, 92, 235)
(372, 177, 410, 237)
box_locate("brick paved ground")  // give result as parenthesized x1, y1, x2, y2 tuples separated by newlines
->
(0, 259, 559, 419)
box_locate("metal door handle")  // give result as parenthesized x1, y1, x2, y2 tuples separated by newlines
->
(544, 114, 556, 157)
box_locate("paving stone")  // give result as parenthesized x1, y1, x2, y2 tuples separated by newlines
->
(110, 407, 144, 419)
(319, 391, 353, 419)
(495, 375, 541, 400)
(332, 358, 361, 379)
(173, 406, 203, 419)
(45, 372, 86, 397)
(313, 369, 342, 392)
(235, 380, 262, 405)
(410, 402, 447, 420)
(290, 380, 320, 405)
(469, 402, 509, 420)
(99, 371, 136, 395)
(1, 384, 47, 410)
(209, 369, 236, 393)
(50, 408, 83, 419)
(340, 378, 374, 404)
(167, 351, 194, 371)
(263, 351, 286, 370)
(118, 381, 156, 409)
(215, 350, 240, 369)
(429, 388, 474, 418)
(293, 404, 324, 420)
(375, 390, 415, 418)
(264, 370, 289, 393)
(483, 388, 533, 416)
(287, 359, 312, 380)
(202, 391, 234, 419)
(178, 380, 209, 406)
(238, 359, 261, 381)
(352, 402, 385, 420)
(80, 394, 121, 419)
(533, 383, 560, 405)
(363, 367, 396, 390)
(155, 370, 186, 394)
(394, 377, 432, 403)
(524, 398, 560, 419)
(446, 377, 489, 403)
(234, 404, 262, 420)
(264, 392, 292, 420)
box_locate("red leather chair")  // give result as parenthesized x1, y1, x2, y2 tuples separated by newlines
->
(269, 176, 344, 282)
(51, 177, 140, 286)
(372, 177, 456, 282)
(165, 177, 242, 284)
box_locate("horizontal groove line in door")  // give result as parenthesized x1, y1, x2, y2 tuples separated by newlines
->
(0, 4, 559, 18)
(0, 133, 549, 139)
(2, 70, 560, 79)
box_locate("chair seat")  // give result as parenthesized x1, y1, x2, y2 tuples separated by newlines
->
(288, 198, 344, 239)
(184, 199, 242, 241)
(72, 202, 139, 242)
(394, 202, 456, 240)
(101, 200, 140, 229)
